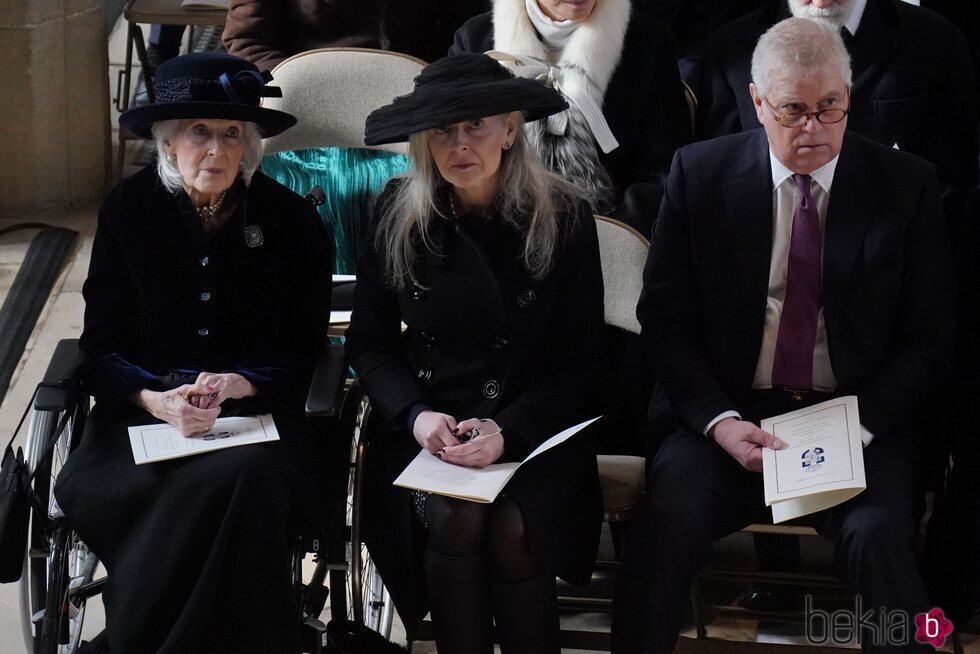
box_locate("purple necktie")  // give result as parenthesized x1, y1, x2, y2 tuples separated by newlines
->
(771, 174, 822, 391)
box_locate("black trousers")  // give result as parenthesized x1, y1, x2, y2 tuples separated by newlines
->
(612, 398, 933, 653)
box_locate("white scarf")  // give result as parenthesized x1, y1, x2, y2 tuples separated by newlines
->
(524, 0, 581, 53)
(489, 0, 631, 153)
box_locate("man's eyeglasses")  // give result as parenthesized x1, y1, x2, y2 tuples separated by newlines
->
(763, 95, 849, 128)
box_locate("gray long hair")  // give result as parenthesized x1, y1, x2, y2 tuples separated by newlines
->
(151, 119, 264, 194)
(751, 17, 852, 97)
(377, 115, 581, 290)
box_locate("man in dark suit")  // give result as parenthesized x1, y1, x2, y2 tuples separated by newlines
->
(612, 17, 955, 653)
(698, 0, 978, 229)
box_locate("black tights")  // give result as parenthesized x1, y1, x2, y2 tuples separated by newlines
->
(422, 494, 559, 653)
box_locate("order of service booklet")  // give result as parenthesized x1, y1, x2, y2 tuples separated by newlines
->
(128, 414, 280, 465)
(761, 396, 866, 523)
(393, 416, 601, 503)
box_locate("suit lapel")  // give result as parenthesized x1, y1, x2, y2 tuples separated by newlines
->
(725, 130, 774, 373)
(822, 134, 876, 342)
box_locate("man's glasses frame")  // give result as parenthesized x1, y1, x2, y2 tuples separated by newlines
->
(763, 92, 850, 128)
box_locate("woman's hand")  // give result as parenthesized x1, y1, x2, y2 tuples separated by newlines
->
(133, 386, 221, 437)
(439, 418, 504, 469)
(185, 372, 257, 409)
(413, 411, 460, 453)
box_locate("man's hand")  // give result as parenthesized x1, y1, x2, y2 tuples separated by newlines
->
(133, 386, 221, 437)
(413, 411, 460, 453)
(709, 417, 785, 472)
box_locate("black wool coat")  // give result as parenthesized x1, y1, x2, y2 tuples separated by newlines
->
(76, 166, 332, 409)
(451, 10, 693, 237)
(345, 183, 605, 636)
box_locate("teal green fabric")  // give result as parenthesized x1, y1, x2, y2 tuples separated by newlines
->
(261, 148, 411, 274)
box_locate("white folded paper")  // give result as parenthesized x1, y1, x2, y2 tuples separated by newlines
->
(128, 414, 279, 465)
(762, 396, 866, 523)
(393, 416, 601, 503)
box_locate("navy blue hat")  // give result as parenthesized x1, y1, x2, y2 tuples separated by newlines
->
(119, 52, 297, 139)
(364, 53, 568, 146)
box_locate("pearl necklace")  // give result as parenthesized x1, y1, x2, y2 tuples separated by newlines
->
(195, 190, 227, 222)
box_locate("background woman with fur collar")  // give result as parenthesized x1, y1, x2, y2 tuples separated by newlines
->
(451, 0, 692, 237)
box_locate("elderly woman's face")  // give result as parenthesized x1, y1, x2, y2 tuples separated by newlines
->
(536, 0, 598, 21)
(165, 119, 246, 201)
(427, 114, 517, 207)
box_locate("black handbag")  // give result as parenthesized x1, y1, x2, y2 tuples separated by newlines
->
(0, 441, 31, 582)
(0, 387, 70, 583)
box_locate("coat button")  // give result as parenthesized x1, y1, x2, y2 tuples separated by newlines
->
(492, 336, 509, 351)
(483, 380, 499, 399)
(417, 367, 432, 381)
(517, 290, 536, 308)
(199, 292, 211, 302)
(200, 256, 209, 267)
(197, 327, 209, 336)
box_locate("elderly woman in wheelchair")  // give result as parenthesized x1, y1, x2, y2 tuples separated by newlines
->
(345, 53, 605, 653)
(53, 52, 332, 653)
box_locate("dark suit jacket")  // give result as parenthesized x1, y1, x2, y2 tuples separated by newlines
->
(697, 0, 978, 225)
(638, 130, 956, 446)
(451, 11, 692, 236)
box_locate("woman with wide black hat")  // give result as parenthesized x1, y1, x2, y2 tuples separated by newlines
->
(346, 52, 605, 653)
(54, 51, 332, 653)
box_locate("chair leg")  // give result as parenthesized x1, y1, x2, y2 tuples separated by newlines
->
(690, 580, 708, 639)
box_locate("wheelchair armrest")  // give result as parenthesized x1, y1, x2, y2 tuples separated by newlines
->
(34, 339, 80, 412)
(305, 342, 347, 418)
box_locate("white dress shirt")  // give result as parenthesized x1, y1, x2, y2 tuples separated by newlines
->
(704, 151, 874, 446)
(844, 0, 868, 37)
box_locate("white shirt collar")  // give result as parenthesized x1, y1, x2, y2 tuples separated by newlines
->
(769, 149, 840, 195)
(844, 0, 867, 37)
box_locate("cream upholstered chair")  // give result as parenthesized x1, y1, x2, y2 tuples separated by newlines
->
(261, 47, 424, 155)
(260, 47, 426, 327)
(558, 216, 648, 650)
(593, 215, 649, 524)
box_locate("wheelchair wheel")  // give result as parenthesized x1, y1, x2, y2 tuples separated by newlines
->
(19, 398, 100, 654)
(346, 392, 394, 638)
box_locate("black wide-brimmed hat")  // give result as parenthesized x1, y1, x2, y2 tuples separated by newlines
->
(119, 52, 297, 139)
(364, 53, 568, 146)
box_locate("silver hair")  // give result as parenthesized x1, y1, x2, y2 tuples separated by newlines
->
(751, 17, 853, 98)
(376, 114, 582, 290)
(151, 119, 264, 194)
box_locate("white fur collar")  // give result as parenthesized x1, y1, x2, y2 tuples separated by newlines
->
(492, 0, 631, 97)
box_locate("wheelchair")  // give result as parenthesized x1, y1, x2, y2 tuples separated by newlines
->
(17, 338, 392, 653)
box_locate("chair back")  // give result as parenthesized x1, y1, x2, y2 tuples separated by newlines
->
(261, 48, 426, 154)
(681, 80, 698, 136)
(594, 216, 649, 335)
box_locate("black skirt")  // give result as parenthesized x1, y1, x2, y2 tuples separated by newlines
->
(54, 405, 324, 653)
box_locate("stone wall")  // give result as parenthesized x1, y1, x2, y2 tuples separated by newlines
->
(0, 0, 110, 218)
